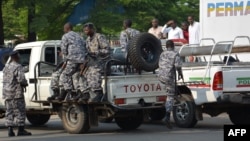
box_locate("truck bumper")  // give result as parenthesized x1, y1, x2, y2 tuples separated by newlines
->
(217, 93, 250, 104)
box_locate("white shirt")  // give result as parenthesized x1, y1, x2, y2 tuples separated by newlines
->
(148, 26, 163, 39)
(168, 27, 184, 39)
(161, 24, 172, 35)
(189, 21, 200, 44)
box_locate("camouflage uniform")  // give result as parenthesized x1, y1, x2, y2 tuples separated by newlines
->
(59, 31, 86, 91)
(120, 28, 140, 50)
(2, 61, 28, 127)
(50, 70, 61, 91)
(83, 33, 110, 93)
(158, 48, 182, 116)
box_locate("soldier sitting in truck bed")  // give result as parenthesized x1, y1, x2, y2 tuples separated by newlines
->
(79, 22, 111, 102)
(59, 22, 87, 102)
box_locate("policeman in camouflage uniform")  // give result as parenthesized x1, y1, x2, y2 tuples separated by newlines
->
(81, 22, 111, 102)
(59, 22, 86, 101)
(120, 19, 140, 51)
(120, 19, 140, 72)
(158, 40, 183, 129)
(2, 51, 32, 137)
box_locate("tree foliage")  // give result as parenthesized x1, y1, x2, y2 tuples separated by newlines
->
(1, 0, 199, 42)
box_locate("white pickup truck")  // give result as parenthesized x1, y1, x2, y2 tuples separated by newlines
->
(167, 0, 250, 128)
(171, 36, 250, 128)
(0, 33, 167, 134)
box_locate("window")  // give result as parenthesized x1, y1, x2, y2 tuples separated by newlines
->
(44, 47, 61, 65)
(45, 47, 56, 64)
(39, 47, 61, 77)
(18, 49, 32, 67)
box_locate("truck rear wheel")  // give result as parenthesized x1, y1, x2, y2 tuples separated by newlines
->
(61, 104, 90, 134)
(26, 114, 50, 126)
(115, 110, 143, 130)
(173, 94, 197, 128)
(228, 108, 250, 125)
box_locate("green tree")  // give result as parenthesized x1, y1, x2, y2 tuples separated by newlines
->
(0, 0, 4, 45)
(1, 0, 200, 42)
(86, 0, 199, 36)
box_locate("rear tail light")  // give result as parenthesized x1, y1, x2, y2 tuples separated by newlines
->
(114, 98, 126, 105)
(156, 96, 167, 102)
(212, 71, 223, 90)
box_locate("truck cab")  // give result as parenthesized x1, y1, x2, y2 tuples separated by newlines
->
(0, 40, 61, 124)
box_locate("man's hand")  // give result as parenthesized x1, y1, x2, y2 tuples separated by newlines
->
(166, 20, 174, 26)
(23, 87, 27, 92)
(178, 73, 184, 81)
(177, 69, 184, 81)
(21, 84, 28, 92)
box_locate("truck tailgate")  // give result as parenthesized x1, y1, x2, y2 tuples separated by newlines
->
(222, 66, 250, 92)
(106, 74, 166, 106)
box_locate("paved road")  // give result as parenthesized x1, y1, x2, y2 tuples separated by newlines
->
(0, 113, 232, 141)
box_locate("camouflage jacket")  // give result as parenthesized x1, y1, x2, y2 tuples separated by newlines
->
(158, 49, 182, 81)
(120, 28, 140, 50)
(86, 33, 111, 66)
(61, 31, 86, 63)
(2, 61, 28, 99)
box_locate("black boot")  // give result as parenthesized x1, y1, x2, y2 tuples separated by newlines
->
(78, 92, 90, 102)
(71, 92, 80, 102)
(90, 90, 103, 102)
(164, 112, 173, 129)
(17, 126, 32, 136)
(47, 89, 59, 101)
(56, 89, 67, 101)
(8, 126, 15, 137)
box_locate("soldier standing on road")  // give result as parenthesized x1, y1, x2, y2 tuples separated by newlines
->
(59, 22, 86, 101)
(2, 50, 32, 137)
(120, 19, 140, 51)
(158, 40, 183, 129)
(82, 22, 111, 102)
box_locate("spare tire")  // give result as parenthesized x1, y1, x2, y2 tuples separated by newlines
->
(128, 33, 162, 71)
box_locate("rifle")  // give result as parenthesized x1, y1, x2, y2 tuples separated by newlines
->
(80, 60, 89, 76)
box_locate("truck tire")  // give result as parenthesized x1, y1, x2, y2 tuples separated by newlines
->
(173, 94, 197, 128)
(228, 108, 250, 125)
(61, 104, 90, 134)
(128, 33, 162, 72)
(115, 110, 143, 130)
(149, 108, 166, 121)
(26, 114, 50, 126)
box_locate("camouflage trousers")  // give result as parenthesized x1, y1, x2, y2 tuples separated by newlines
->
(164, 77, 176, 113)
(72, 71, 87, 91)
(83, 66, 102, 92)
(51, 70, 83, 94)
(50, 70, 61, 90)
(5, 98, 26, 127)
(59, 61, 79, 90)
